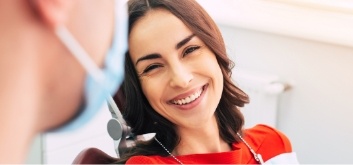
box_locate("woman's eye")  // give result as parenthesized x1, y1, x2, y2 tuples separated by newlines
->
(183, 46, 200, 56)
(143, 64, 160, 73)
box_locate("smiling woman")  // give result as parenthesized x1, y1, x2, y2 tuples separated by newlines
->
(130, 9, 224, 129)
(114, 0, 298, 164)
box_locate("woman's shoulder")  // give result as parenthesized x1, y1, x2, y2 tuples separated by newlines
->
(243, 124, 293, 161)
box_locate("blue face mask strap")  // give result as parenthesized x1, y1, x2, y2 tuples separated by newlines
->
(55, 24, 130, 151)
(55, 25, 105, 83)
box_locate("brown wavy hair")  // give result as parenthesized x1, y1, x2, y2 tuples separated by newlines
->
(114, 0, 249, 163)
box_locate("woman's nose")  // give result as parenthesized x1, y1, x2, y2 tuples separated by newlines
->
(168, 63, 193, 88)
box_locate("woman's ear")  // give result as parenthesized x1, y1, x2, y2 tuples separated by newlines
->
(32, 0, 75, 28)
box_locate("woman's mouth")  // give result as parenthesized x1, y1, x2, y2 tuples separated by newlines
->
(170, 85, 206, 106)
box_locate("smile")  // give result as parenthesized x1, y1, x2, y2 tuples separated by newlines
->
(171, 86, 204, 105)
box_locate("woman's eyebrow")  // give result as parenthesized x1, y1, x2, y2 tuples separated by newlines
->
(135, 34, 195, 66)
(135, 53, 161, 66)
(176, 34, 195, 50)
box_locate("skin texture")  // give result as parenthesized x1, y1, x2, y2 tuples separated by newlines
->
(0, 0, 115, 163)
(129, 8, 230, 156)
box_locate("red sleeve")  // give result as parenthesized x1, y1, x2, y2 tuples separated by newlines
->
(244, 124, 293, 162)
(126, 156, 156, 164)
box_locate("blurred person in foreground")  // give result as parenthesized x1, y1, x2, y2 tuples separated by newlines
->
(0, 0, 127, 163)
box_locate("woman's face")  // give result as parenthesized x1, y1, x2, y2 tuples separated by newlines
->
(129, 9, 223, 129)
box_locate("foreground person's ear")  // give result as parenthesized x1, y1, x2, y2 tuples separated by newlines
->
(31, 0, 75, 29)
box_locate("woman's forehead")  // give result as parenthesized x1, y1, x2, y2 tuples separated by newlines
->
(128, 9, 194, 60)
(130, 9, 189, 41)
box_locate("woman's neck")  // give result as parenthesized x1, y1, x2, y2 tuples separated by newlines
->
(174, 116, 231, 156)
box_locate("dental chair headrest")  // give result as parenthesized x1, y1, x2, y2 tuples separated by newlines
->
(107, 88, 135, 158)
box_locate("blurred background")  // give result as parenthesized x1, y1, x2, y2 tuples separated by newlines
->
(26, 0, 353, 164)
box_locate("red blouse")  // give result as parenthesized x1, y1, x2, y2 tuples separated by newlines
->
(126, 124, 293, 164)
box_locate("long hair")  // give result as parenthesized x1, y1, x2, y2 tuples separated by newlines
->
(115, 0, 249, 163)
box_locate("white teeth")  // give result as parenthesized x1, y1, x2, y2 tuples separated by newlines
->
(172, 88, 203, 105)
(190, 94, 195, 100)
(185, 97, 191, 103)
(182, 99, 186, 104)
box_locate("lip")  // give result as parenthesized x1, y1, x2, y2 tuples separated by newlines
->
(168, 84, 208, 110)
